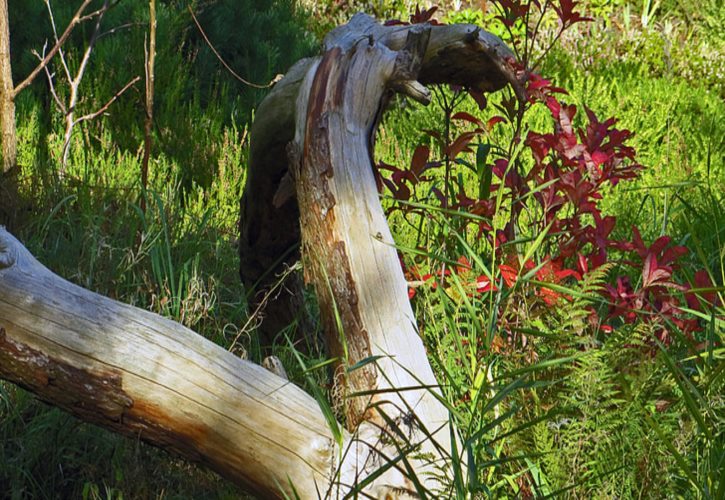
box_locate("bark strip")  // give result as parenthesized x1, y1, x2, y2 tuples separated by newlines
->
(239, 14, 522, 341)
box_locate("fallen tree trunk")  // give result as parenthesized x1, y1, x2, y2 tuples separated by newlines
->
(0, 228, 337, 497)
(0, 227, 424, 498)
(1, 13, 520, 498)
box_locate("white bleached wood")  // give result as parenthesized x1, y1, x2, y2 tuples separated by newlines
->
(0, 227, 332, 496)
(0, 227, 438, 498)
(290, 27, 460, 495)
(239, 14, 522, 340)
(1, 13, 520, 499)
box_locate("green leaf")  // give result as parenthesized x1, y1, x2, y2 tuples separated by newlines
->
(476, 143, 492, 200)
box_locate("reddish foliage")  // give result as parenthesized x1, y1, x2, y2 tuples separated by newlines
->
(384, 2, 719, 350)
(384, 4, 441, 26)
(552, 0, 593, 27)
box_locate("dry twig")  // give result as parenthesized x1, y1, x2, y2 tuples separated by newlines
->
(188, 6, 281, 89)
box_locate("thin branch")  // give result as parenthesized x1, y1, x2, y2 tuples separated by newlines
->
(72, 75, 140, 124)
(71, 0, 107, 89)
(60, 0, 110, 167)
(31, 43, 66, 113)
(13, 0, 103, 97)
(97, 22, 142, 42)
(43, 0, 72, 83)
(76, 0, 121, 24)
(140, 0, 157, 214)
(187, 6, 279, 89)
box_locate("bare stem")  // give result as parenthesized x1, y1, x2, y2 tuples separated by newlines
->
(141, 0, 157, 213)
(73, 76, 140, 124)
(187, 6, 278, 89)
(61, 0, 110, 168)
(13, 0, 103, 97)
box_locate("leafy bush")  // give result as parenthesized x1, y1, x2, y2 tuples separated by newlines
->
(373, 1, 724, 495)
(2, 0, 723, 497)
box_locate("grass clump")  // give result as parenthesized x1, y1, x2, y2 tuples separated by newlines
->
(0, 0, 722, 498)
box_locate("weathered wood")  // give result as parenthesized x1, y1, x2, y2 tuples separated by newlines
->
(235, 13, 520, 495)
(288, 25, 457, 494)
(0, 226, 461, 497)
(239, 13, 521, 341)
(0, 14, 520, 498)
(0, 228, 350, 497)
(0, 0, 16, 173)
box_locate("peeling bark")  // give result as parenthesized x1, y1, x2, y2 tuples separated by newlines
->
(0, 328, 133, 422)
(239, 14, 521, 343)
(239, 13, 521, 495)
(0, 13, 519, 499)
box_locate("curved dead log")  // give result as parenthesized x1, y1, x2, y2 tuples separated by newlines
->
(239, 14, 522, 343)
(0, 14, 520, 499)
(239, 12, 521, 495)
(0, 226, 433, 498)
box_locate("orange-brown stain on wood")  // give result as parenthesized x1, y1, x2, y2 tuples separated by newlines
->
(297, 49, 382, 427)
(0, 326, 133, 422)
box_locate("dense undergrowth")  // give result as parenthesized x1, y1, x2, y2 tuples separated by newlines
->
(1, 0, 723, 498)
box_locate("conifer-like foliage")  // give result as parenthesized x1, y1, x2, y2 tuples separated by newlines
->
(188, 0, 316, 111)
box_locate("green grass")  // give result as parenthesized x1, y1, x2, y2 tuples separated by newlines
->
(1, 0, 723, 498)
(372, 2, 724, 496)
(0, 382, 245, 499)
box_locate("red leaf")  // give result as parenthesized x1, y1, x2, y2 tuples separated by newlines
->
(487, 116, 506, 130)
(555, 268, 581, 281)
(590, 150, 609, 166)
(395, 183, 411, 201)
(554, 0, 593, 27)
(382, 177, 397, 194)
(492, 158, 509, 178)
(499, 264, 518, 288)
(631, 226, 647, 258)
(649, 236, 672, 258)
(452, 112, 483, 127)
(685, 270, 719, 309)
(431, 187, 448, 206)
(446, 131, 478, 159)
(456, 255, 472, 273)
(545, 96, 560, 116)
(476, 275, 499, 293)
(558, 102, 577, 134)
(468, 88, 488, 110)
(528, 76, 553, 90)
(410, 145, 430, 177)
(642, 254, 672, 289)
(539, 287, 562, 305)
(577, 253, 589, 275)
(410, 5, 439, 24)
(377, 161, 400, 172)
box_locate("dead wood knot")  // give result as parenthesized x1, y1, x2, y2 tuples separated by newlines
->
(0, 233, 16, 269)
(463, 27, 481, 44)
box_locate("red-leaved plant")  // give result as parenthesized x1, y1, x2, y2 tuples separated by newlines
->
(379, 1, 720, 351)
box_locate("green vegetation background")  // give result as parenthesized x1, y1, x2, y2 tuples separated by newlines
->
(0, 0, 722, 498)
